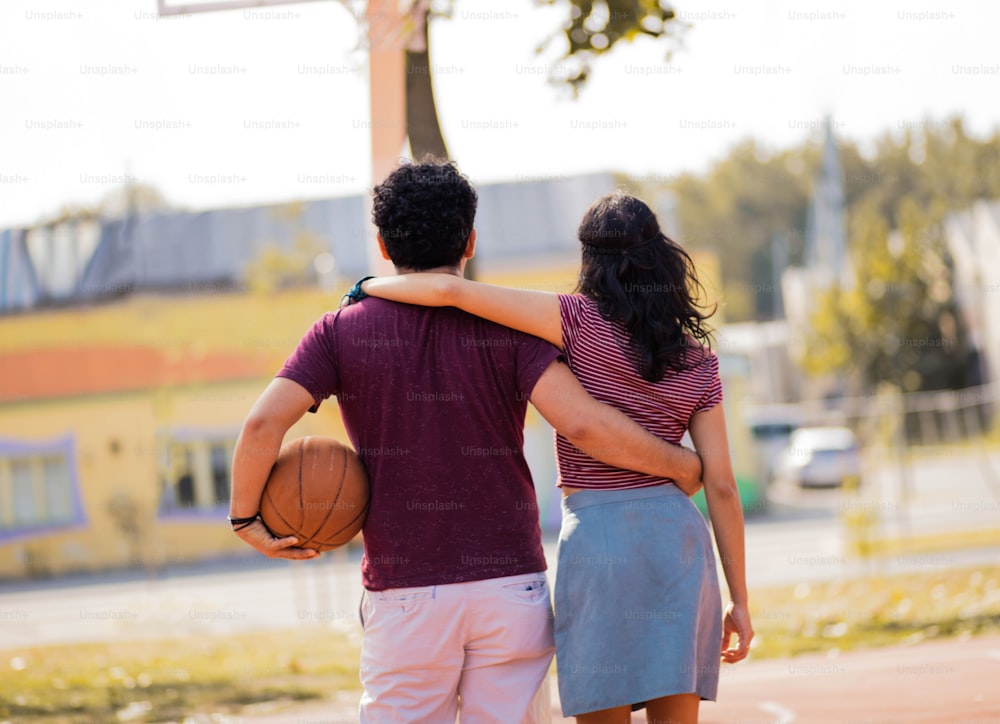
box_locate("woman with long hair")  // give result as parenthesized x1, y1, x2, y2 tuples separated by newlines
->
(359, 192, 752, 723)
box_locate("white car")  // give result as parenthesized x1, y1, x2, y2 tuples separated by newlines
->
(778, 426, 861, 488)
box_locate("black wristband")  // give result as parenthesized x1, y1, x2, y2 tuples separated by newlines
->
(228, 514, 259, 528)
(341, 275, 376, 306)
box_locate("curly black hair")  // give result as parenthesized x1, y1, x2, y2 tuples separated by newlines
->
(576, 193, 715, 382)
(371, 157, 478, 271)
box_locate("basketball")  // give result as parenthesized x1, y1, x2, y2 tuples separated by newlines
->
(259, 436, 369, 552)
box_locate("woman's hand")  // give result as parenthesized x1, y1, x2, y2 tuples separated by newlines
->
(233, 519, 320, 560)
(721, 601, 753, 663)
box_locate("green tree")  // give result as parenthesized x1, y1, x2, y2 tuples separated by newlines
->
(663, 115, 1000, 391)
(802, 118, 999, 393)
(664, 116, 1000, 325)
(536, 0, 686, 92)
(804, 196, 970, 394)
(666, 141, 817, 320)
(400, 0, 688, 156)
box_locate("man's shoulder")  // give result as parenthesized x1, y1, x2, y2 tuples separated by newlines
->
(336, 299, 558, 358)
(343, 299, 539, 335)
(326, 297, 398, 328)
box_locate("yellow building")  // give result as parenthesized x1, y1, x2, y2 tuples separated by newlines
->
(0, 290, 350, 580)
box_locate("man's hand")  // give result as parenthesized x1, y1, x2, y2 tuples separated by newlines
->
(233, 519, 319, 560)
(671, 446, 704, 497)
(529, 360, 708, 485)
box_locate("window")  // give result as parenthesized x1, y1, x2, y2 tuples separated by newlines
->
(0, 438, 81, 536)
(10, 459, 39, 525)
(175, 449, 196, 509)
(42, 457, 74, 521)
(157, 434, 236, 515)
(209, 443, 229, 506)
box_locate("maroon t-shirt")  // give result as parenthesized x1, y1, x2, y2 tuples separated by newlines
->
(277, 297, 561, 591)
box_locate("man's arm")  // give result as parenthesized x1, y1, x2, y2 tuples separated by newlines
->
(230, 377, 320, 560)
(529, 360, 702, 493)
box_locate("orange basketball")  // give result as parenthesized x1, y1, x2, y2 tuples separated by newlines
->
(259, 436, 369, 552)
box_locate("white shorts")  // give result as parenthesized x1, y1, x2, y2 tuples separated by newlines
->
(358, 571, 554, 723)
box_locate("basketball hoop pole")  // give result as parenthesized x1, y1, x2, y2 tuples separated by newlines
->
(364, 0, 406, 276)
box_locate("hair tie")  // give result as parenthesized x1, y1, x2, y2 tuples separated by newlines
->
(582, 243, 622, 256)
(582, 232, 659, 257)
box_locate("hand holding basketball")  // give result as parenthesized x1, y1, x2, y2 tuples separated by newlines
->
(259, 436, 370, 552)
(233, 518, 319, 560)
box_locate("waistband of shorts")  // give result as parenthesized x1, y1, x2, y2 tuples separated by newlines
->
(366, 570, 548, 597)
(560, 483, 684, 512)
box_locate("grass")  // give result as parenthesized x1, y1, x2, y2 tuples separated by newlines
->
(0, 627, 362, 722)
(2, 564, 999, 721)
(853, 526, 1000, 557)
(748, 563, 1000, 659)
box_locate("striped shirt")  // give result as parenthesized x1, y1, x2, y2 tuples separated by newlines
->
(556, 294, 723, 490)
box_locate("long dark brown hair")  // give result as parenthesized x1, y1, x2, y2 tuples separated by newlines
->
(575, 193, 715, 382)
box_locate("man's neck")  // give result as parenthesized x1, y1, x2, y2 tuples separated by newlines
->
(393, 265, 463, 277)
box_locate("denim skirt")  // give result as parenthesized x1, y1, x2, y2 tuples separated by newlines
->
(553, 484, 722, 717)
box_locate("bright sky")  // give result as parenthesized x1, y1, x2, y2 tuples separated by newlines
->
(1, 0, 998, 228)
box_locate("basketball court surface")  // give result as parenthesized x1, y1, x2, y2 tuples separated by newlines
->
(231, 633, 1000, 722)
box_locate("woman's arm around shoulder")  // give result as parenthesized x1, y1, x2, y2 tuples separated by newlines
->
(363, 274, 563, 349)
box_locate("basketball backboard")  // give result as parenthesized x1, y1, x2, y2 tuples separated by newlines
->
(155, 0, 405, 276)
(156, 0, 330, 16)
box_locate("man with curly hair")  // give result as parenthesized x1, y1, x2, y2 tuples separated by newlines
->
(229, 158, 702, 722)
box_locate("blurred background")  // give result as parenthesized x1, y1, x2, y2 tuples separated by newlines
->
(1, 0, 999, 720)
